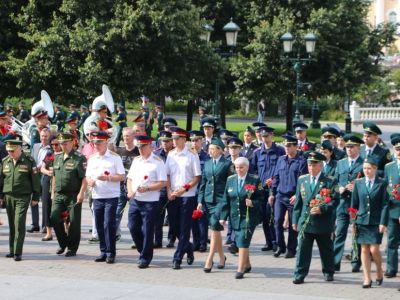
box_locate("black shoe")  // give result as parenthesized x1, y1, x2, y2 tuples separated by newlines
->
(203, 262, 213, 273)
(229, 244, 239, 254)
(345, 254, 352, 261)
(334, 265, 340, 272)
(273, 248, 285, 258)
(244, 265, 252, 273)
(153, 242, 162, 249)
(284, 251, 295, 259)
(293, 278, 304, 284)
(138, 262, 149, 269)
(261, 244, 273, 251)
(172, 261, 181, 270)
(166, 241, 175, 248)
(187, 252, 194, 265)
(27, 226, 40, 233)
(106, 257, 115, 264)
(41, 236, 53, 241)
(352, 266, 361, 273)
(235, 272, 244, 279)
(14, 255, 22, 261)
(95, 255, 107, 262)
(376, 278, 383, 286)
(384, 272, 396, 278)
(115, 234, 121, 242)
(193, 245, 200, 251)
(65, 250, 76, 257)
(5, 253, 14, 258)
(56, 247, 66, 255)
(272, 245, 278, 252)
(199, 246, 207, 253)
(131, 243, 137, 249)
(217, 256, 226, 269)
(362, 281, 372, 288)
(324, 274, 334, 282)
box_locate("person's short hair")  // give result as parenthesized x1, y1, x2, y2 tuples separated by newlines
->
(234, 157, 249, 167)
(122, 127, 134, 135)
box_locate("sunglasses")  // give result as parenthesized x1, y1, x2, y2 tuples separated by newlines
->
(51, 143, 60, 147)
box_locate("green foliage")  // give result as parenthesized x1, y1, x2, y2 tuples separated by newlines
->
(320, 109, 346, 121)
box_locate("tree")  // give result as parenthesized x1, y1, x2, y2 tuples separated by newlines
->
(230, 0, 396, 129)
(2, 0, 220, 107)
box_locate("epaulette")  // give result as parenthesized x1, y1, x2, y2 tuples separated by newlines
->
(228, 174, 236, 179)
(299, 174, 308, 180)
(134, 156, 140, 160)
(386, 151, 392, 160)
(153, 155, 161, 161)
(249, 173, 259, 179)
(24, 154, 35, 163)
(308, 140, 316, 144)
(2, 156, 10, 163)
(386, 161, 396, 167)
(74, 151, 82, 157)
(355, 178, 364, 183)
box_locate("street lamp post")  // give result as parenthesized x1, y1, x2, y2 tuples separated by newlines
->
(281, 32, 317, 125)
(201, 18, 240, 127)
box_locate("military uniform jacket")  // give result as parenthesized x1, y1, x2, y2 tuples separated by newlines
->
(53, 150, 86, 194)
(293, 173, 339, 234)
(384, 161, 400, 219)
(360, 144, 391, 176)
(197, 156, 232, 206)
(219, 173, 263, 230)
(18, 109, 30, 123)
(333, 147, 346, 160)
(298, 139, 316, 152)
(53, 111, 65, 126)
(77, 112, 89, 129)
(240, 143, 259, 161)
(115, 111, 127, 127)
(323, 159, 337, 178)
(351, 177, 389, 226)
(271, 154, 308, 197)
(0, 153, 41, 200)
(251, 142, 285, 188)
(335, 156, 364, 215)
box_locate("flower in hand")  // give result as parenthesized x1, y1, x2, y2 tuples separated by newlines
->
(104, 170, 110, 176)
(192, 209, 203, 220)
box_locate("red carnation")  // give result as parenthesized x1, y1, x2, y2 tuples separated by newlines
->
(192, 209, 203, 220)
(61, 211, 69, 222)
(347, 207, 359, 219)
(320, 188, 330, 198)
(104, 170, 110, 176)
(357, 172, 363, 179)
(183, 183, 191, 190)
(244, 184, 256, 192)
(144, 175, 148, 180)
(324, 196, 332, 204)
(301, 144, 309, 151)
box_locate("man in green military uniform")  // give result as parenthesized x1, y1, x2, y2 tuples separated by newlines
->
(333, 134, 364, 272)
(292, 151, 339, 284)
(321, 126, 346, 160)
(51, 133, 87, 257)
(0, 140, 41, 261)
(383, 135, 400, 278)
(361, 121, 391, 177)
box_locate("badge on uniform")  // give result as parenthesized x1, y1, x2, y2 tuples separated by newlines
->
(228, 187, 233, 193)
(300, 183, 306, 198)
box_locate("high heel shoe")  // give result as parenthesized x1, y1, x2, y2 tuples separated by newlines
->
(244, 265, 252, 273)
(362, 281, 372, 288)
(203, 262, 213, 273)
(235, 272, 244, 279)
(217, 256, 226, 269)
(376, 278, 383, 286)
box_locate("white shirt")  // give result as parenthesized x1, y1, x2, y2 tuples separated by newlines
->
(347, 155, 360, 167)
(86, 149, 125, 199)
(310, 172, 322, 185)
(365, 145, 377, 155)
(165, 147, 201, 197)
(32, 143, 50, 167)
(127, 153, 167, 202)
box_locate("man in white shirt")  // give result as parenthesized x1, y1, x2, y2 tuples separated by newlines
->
(127, 135, 167, 268)
(86, 131, 125, 264)
(165, 127, 201, 269)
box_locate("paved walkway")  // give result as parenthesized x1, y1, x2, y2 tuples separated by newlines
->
(0, 204, 399, 300)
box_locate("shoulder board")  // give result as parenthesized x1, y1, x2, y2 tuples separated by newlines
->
(386, 151, 392, 160)
(386, 161, 396, 167)
(2, 156, 10, 162)
(355, 178, 364, 183)
(249, 174, 259, 179)
(73, 151, 82, 157)
(299, 174, 308, 180)
(339, 157, 348, 163)
(253, 148, 261, 153)
(24, 155, 35, 162)
(134, 156, 141, 160)
(109, 151, 119, 156)
(326, 175, 334, 181)
(228, 174, 236, 179)
(308, 140, 316, 144)
(153, 155, 161, 161)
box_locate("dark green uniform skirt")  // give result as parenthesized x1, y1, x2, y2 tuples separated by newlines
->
(357, 224, 383, 245)
(205, 204, 224, 231)
(234, 225, 256, 248)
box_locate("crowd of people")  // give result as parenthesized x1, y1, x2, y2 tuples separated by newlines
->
(0, 101, 399, 291)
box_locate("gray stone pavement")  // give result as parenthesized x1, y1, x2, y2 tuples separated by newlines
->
(0, 203, 399, 300)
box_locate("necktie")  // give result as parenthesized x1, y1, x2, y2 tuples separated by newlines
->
(239, 178, 244, 190)
(349, 160, 354, 171)
(311, 177, 317, 190)
(366, 149, 371, 157)
(323, 163, 328, 173)
(213, 159, 217, 171)
(367, 181, 372, 192)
